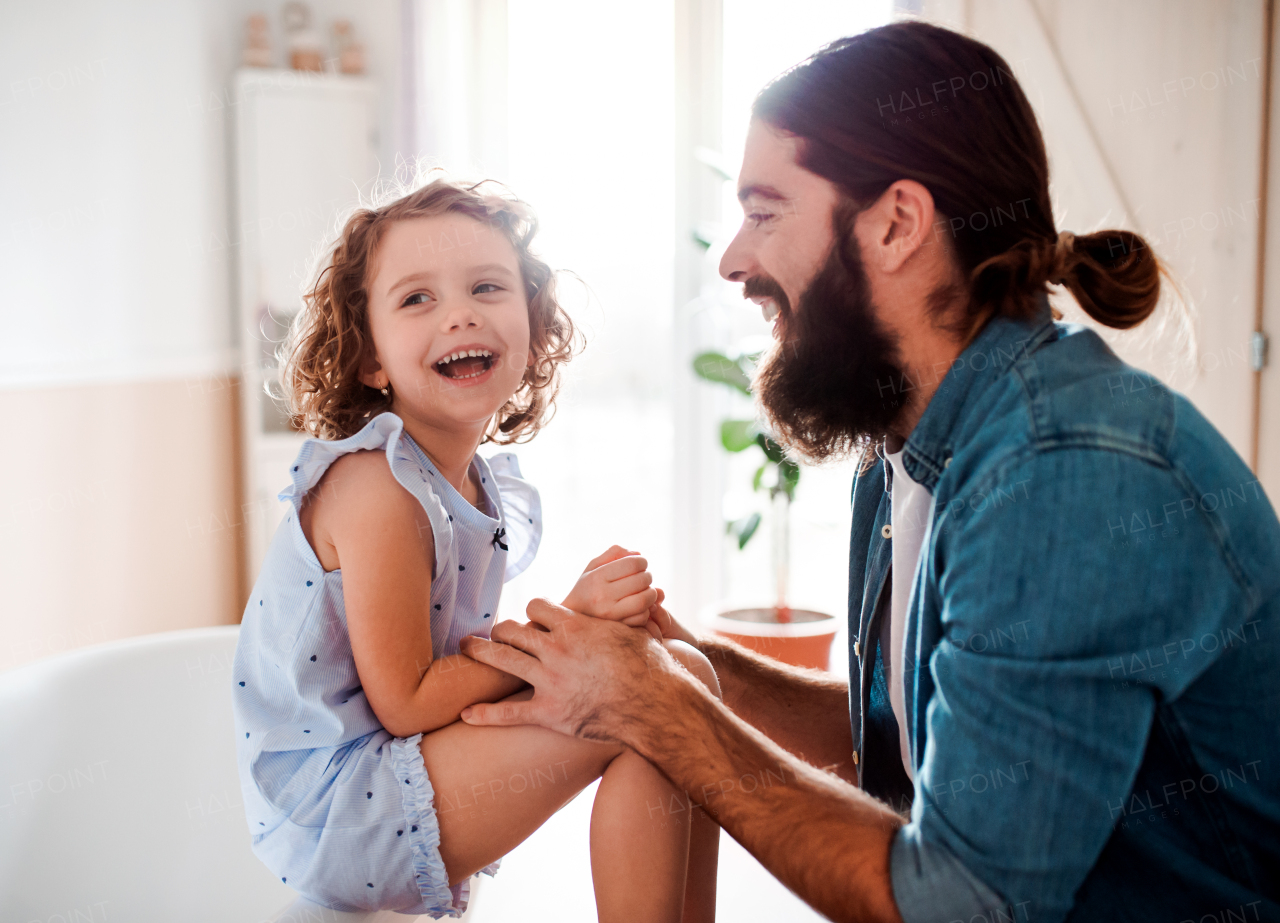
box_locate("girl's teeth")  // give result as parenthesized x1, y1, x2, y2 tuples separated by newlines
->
(435, 348, 495, 378)
(439, 349, 493, 365)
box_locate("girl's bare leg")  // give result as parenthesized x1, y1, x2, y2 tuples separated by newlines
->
(664, 640, 722, 923)
(589, 640, 721, 923)
(591, 749, 690, 923)
(419, 690, 621, 881)
(421, 640, 722, 923)
(420, 689, 689, 922)
(685, 798, 720, 923)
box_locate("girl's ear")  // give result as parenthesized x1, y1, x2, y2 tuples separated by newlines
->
(357, 351, 386, 390)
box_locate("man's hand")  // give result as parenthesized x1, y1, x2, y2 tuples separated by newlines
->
(460, 597, 903, 923)
(458, 597, 689, 739)
(562, 545, 659, 627)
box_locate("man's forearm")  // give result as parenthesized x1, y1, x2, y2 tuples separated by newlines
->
(696, 633, 857, 780)
(622, 662, 903, 923)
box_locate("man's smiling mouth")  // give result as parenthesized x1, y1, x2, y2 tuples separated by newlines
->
(751, 296, 781, 323)
(435, 348, 495, 379)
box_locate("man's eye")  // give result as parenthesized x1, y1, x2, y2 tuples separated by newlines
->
(473, 283, 503, 295)
(746, 212, 775, 227)
(401, 292, 431, 307)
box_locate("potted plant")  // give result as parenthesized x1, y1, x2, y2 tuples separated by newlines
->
(692, 349, 839, 671)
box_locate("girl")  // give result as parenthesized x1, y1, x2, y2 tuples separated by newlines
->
(232, 178, 721, 921)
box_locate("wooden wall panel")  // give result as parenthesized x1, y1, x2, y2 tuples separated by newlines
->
(923, 0, 1266, 468)
(0, 377, 244, 672)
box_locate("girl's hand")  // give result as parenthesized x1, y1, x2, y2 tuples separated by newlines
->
(562, 545, 658, 623)
(644, 588, 700, 647)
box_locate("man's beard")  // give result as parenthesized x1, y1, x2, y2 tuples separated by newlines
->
(752, 203, 907, 463)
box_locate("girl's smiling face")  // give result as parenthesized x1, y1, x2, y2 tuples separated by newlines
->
(361, 212, 533, 439)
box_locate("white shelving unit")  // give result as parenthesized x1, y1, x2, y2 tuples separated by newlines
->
(231, 68, 380, 586)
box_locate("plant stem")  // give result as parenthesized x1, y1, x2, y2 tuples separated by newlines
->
(772, 488, 791, 622)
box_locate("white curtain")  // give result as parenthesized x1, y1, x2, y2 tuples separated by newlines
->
(400, 0, 509, 179)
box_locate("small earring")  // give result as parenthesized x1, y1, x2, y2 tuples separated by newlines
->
(380, 382, 390, 397)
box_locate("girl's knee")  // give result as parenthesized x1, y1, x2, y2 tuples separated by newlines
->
(661, 639, 721, 699)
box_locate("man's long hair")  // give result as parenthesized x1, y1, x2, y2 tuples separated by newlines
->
(753, 21, 1161, 336)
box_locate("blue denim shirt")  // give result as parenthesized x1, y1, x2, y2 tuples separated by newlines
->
(847, 298, 1280, 922)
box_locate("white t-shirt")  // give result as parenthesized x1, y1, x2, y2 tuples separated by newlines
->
(879, 447, 932, 781)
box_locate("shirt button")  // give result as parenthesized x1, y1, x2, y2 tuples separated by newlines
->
(881, 524, 892, 539)
(854, 640, 861, 657)
(944, 457, 953, 468)
(852, 751, 859, 766)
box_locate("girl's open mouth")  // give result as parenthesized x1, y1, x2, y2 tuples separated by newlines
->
(435, 348, 496, 380)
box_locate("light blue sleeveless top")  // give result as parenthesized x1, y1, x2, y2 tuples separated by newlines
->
(231, 411, 541, 914)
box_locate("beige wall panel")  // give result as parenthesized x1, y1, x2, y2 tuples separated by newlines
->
(967, 0, 1264, 464)
(0, 377, 243, 672)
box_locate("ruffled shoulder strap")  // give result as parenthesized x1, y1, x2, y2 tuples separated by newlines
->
(483, 452, 542, 581)
(277, 412, 454, 578)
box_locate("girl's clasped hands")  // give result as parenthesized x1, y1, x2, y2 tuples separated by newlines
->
(561, 545, 667, 640)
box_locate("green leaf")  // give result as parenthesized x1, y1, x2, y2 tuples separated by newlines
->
(752, 463, 767, 492)
(720, 419, 759, 452)
(756, 433, 786, 464)
(727, 512, 762, 550)
(692, 351, 752, 395)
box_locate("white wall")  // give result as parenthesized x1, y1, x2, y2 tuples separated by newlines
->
(922, 0, 1269, 479)
(1, 0, 237, 388)
(1, 0, 406, 393)
(0, 0, 241, 671)
(0, 0, 407, 671)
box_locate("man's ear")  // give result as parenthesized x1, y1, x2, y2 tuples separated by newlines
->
(357, 351, 386, 390)
(860, 179, 936, 274)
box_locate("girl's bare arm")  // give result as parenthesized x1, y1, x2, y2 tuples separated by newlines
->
(314, 450, 525, 738)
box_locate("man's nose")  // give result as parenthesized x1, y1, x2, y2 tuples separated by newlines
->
(719, 225, 753, 282)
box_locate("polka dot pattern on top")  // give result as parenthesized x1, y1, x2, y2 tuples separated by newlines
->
(230, 412, 539, 915)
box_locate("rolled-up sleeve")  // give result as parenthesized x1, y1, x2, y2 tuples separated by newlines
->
(887, 448, 1234, 922)
(891, 823, 1014, 923)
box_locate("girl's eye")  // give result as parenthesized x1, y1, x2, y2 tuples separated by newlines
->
(401, 292, 431, 307)
(473, 283, 503, 295)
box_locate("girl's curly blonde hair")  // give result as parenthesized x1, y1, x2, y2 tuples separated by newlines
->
(279, 177, 581, 442)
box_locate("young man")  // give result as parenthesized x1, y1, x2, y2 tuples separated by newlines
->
(459, 21, 1280, 922)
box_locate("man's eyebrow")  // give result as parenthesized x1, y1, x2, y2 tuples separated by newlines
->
(737, 184, 788, 204)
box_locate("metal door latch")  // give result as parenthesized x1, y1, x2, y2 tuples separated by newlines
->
(1251, 331, 1270, 372)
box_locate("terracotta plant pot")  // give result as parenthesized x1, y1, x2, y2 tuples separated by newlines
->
(708, 607, 838, 671)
